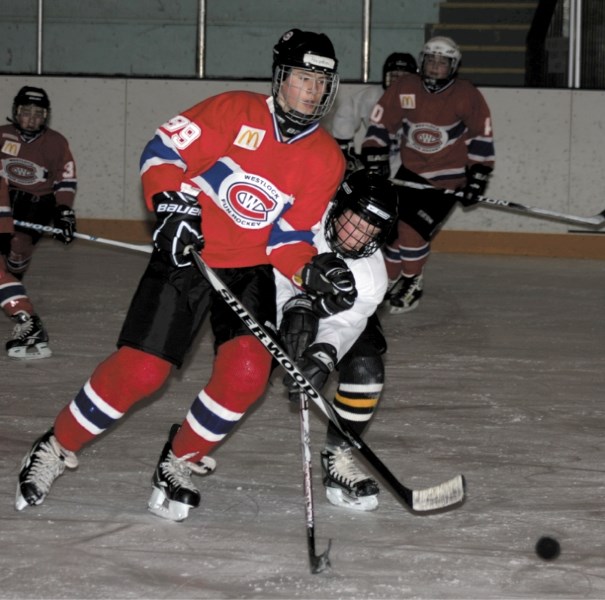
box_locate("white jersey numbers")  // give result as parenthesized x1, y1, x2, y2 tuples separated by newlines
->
(163, 115, 201, 150)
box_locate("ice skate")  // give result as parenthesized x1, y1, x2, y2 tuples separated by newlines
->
(15, 428, 78, 510)
(148, 424, 216, 522)
(389, 274, 423, 314)
(6, 312, 52, 359)
(321, 446, 379, 511)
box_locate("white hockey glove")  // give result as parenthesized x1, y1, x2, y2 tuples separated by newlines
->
(152, 191, 204, 267)
(53, 204, 76, 245)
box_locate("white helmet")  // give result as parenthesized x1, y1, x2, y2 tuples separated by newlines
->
(419, 36, 461, 92)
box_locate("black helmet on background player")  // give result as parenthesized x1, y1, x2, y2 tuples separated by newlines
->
(419, 36, 461, 92)
(382, 52, 417, 88)
(325, 170, 398, 259)
(11, 86, 51, 140)
(272, 29, 339, 137)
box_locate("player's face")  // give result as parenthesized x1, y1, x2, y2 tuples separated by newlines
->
(335, 209, 379, 253)
(423, 54, 451, 79)
(279, 68, 329, 116)
(16, 105, 47, 132)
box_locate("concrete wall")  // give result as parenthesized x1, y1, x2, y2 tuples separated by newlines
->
(1, 75, 604, 257)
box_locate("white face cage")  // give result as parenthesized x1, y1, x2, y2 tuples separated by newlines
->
(272, 64, 339, 127)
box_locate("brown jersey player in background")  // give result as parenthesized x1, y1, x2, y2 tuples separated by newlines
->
(362, 37, 495, 314)
(0, 86, 77, 359)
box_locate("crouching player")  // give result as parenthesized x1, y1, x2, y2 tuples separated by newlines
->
(277, 170, 398, 510)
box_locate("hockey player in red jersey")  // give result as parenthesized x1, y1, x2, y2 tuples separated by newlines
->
(362, 36, 495, 313)
(278, 170, 399, 511)
(16, 29, 353, 522)
(0, 86, 77, 358)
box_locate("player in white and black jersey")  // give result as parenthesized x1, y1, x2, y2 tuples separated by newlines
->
(277, 169, 398, 511)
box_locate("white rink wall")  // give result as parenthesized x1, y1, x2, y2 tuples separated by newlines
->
(1, 76, 604, 235)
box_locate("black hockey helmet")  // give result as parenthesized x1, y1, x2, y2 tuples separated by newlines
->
(325, 170, 398, 259)
(11, 86, 51, 139)
(272, 29, 339, 136)
(382, 52, 418, 88)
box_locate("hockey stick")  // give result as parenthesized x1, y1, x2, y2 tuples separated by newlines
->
(298, 390, 331, 574)
(14, 220, 154, 253)
(391, 179, 605, 228)
(187, 248, 465, 512)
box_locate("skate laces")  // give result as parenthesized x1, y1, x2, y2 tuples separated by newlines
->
(327, 447, 369, 485)
(10, 315, 34, 341)
(24, 436, 78, 492)
(161, 451, 206, 488)
(393, 275, 423, 302)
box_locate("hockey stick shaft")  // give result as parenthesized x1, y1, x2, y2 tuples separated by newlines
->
(14, 220, 154, 253)
(391, 179, 605, 227)
(299, 391, 331, 573)
(188, 249, 465, 512)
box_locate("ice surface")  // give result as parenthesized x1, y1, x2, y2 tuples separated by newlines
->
(2, 239, 605, 599)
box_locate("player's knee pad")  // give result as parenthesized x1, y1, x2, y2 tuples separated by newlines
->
(334, 350, 384, 424)
(91, 346, 172, 410)
(206, 335, 271, 413)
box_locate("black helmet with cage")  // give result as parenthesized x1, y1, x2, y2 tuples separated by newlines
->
(419, 36, 462, 92)
(325, 170, 398, 259)
(272, 29, 339, 137)
(11, 86, 51, 140)
(382, 52, 417, 88)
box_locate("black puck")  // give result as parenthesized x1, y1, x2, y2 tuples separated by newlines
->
(535, 536, 560, 560)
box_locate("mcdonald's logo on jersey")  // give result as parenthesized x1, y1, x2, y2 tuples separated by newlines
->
(234, 126, 266, 151)
(399, 94, 416, 110)
(1, 140, 21, 157)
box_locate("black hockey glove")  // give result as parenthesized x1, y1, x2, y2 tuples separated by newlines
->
(53, 204, 76, 245)
(360, 146, 390, 179)
(459, 164, 492, 207)
(279, 294, 319, 363)
(336, 138, 363, 177)
(0, 233, 12, 256)
(152, 191, 204, 267)
(284, 342, 337, 402)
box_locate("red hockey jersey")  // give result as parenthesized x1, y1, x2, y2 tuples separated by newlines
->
(363, 73, 494, 190)
(0, 124, 77, 206)
(140, 91, 344, 279)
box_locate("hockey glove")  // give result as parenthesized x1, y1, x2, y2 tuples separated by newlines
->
(360, 146, 390, 179)
(301, 253, 356, 297)
(53, 204, 76, 245)
(284, 342, 337, 401)
(336, 138, 363, 177)
(459, 164, 492, 207)
(152, 191, 204, 267)
(279, 294, 319, 363)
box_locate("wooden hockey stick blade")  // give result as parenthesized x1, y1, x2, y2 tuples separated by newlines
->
(390, 179, 605, 228)
(14, 220, 154, 253)
(188, 248, 466, 512)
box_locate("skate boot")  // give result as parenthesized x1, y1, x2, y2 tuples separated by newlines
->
(389, 274, 423, 314)
(6, 312, 52, 359)
(320, 445, 379, 511)
(148, 424, 216, 522)
(15, 428, 78, 510)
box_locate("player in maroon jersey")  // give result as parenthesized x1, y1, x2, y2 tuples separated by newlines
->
(362, 36, 495, 313)
(0, 86, 77, 358)
(16, 30, 355, 523)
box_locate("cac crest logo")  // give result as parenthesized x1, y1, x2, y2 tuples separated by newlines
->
(221, 174, 282, 229)
(407, 123, 447, 154)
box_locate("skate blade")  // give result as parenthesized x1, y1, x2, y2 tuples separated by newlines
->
(147, 487, 192, 522)
(325, 487, 379, 512)
(7, 343, 52, 360)
(389, 302, 419, 315)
